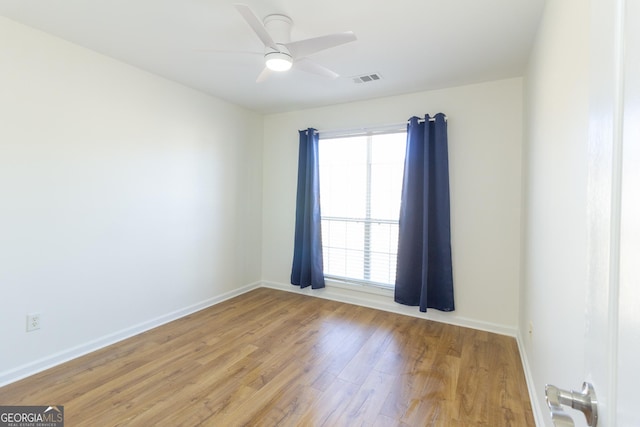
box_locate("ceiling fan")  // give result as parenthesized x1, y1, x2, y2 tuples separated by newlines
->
(233, 3, 357, 82)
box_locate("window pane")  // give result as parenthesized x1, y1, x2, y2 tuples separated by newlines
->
(371, 133, 407, 164)
(345, 249, 365, 279)
(345, 222, 365, 250)
(319, 137, 367, 218)
(370, 133, 406, 220)
(324, 247, 346, 277)
(369, 222, 398, 252)
(369, 250, 397, 285)
(369, 222, 399, 284)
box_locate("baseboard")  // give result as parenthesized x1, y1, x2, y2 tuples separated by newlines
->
(260, 280, 517, 337)
(0, 282, 261, 387)
(516, 330, 545, 426)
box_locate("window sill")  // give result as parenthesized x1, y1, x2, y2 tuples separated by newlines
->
(324, 277, 394, 297)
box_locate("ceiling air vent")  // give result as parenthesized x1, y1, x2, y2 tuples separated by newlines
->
(352, 73, 382, 84)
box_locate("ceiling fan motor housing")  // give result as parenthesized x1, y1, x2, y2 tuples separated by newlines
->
(263, 14, 293, 70)
(263, 14, 292, 44)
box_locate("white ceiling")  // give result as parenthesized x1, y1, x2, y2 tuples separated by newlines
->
(0, 0, 544, 114)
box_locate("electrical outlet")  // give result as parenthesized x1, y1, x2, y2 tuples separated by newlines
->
(26, 313, 41, 332)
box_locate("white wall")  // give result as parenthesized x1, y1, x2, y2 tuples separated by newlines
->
(520, 1, 590, 424)
(0, 17, 263, 383)
(262, 78, 523, 332)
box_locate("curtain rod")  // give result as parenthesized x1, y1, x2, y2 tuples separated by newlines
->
(301, 114, 447, 137)
(417, 114, 448, 123)
(315, 123, 404, 139)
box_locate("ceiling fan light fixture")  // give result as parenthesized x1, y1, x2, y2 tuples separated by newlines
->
(265, 51, 293, 71)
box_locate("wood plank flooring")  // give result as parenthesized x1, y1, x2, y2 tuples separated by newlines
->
(0, 288, 534, 426)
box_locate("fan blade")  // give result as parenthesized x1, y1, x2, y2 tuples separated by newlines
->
(285, 31, 356, 58)
(294, 58, 340, 79)
(234, 3, 278, 51)
(256, 67, 273, 83)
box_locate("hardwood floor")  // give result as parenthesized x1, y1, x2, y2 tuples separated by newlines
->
(0, 288, 534, 426)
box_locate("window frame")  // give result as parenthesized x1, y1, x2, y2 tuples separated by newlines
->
(318, 127, 407, 290)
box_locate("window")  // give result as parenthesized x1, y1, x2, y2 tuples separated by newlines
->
(318, 130, 406, 288)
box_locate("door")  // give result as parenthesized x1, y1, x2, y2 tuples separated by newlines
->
(614, 0, 640, 423)
(576, 0, 640, 425)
